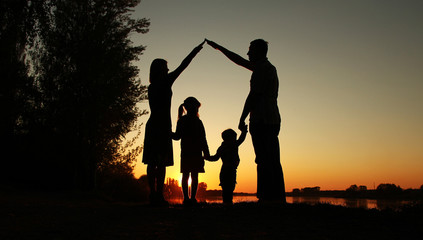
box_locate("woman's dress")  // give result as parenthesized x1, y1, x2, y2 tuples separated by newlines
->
(142, 81, 174, 166)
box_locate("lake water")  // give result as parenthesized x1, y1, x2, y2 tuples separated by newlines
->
(200, 195, 416, 210)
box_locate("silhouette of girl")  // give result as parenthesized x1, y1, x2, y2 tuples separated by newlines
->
(172, 97, 210, 205)
(142, 41, 204, 205)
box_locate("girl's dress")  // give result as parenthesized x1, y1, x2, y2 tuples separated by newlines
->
(173, 114, 209, 173)
(142, 80, 174, 167)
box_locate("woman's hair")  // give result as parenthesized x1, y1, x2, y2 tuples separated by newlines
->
(178, 96, 201, 119)
(149, 58, 167, 84)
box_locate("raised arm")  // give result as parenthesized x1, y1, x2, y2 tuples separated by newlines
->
(168, 41, 205, 84)
(239, 93, 254, 130)
(206, 39, 253, 71)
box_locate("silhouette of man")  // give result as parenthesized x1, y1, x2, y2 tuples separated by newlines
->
(206, 39, 286, 203)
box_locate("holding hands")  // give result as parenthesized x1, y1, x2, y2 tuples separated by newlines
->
(195, 39, 206, 50)
(238, 122, 248, 133)
(205, 39, 219, 49)
(191, 40, 206, 55)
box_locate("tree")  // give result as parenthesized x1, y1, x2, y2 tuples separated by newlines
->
(164, 178, 183, 199)
(346, 184, 359, 192)
(197, 182, 208, 198)
(301, 186, 320, 193)
(292, 188, 301, 194)
(376, 183, 402, 194)
(31, 0, 149, 189)
(0, 0, 41, 184)
(0, 0, 34, 134)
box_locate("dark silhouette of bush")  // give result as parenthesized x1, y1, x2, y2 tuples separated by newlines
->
(97, 172, 149, 202)
(164, 178, 183, 200)
(301, 186, 321, 195)
(377, 183, 402, 193)
(197, 182, 208, 199)
(376, 183, 403, 199)
(346, 184, 359, 192)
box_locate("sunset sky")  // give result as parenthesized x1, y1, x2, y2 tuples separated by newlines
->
(130, 0, 423, 192)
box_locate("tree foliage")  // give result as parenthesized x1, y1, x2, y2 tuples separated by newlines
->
(1, 0, 150, 190)
(0, 0, 40, 184)
(0, 0, 36, 132)
(376, 183, 402, 193)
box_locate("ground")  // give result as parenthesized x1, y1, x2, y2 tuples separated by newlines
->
(1, 190, 422, 240)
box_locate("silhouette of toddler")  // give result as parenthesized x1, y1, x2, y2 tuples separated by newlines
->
(206, 124, 247, 205)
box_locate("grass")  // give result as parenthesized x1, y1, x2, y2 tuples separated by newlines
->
(1, 190, 422, 240)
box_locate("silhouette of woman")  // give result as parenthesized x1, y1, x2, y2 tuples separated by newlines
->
(142, 41, 204, 205)
(172, 97, 210, 205)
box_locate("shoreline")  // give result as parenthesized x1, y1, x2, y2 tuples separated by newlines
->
(204, 189, 423, 201)
(2, 190, 422, 239)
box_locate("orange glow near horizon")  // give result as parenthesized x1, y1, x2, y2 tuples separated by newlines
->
(133, 126, 423, 193)
(177, 175, 192, 187)
(132, 100, 423, 193)
(132, 106, 423, 193)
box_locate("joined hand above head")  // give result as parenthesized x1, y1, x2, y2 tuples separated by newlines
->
(194, 40, 206, 51)
(205, 39, 218, 49)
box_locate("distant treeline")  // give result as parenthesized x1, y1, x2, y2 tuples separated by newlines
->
(288, 184, 423, 200)
(204, 190, 254, 197)
(161, 179, 423, 201)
